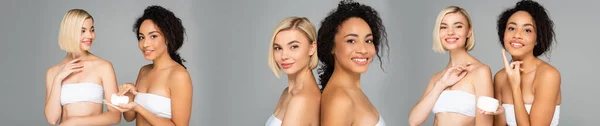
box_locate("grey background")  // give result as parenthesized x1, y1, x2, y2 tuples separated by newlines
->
(0, 0, 597, 125)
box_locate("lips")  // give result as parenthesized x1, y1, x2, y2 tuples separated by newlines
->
(82, 40, 92, 46)
(281, 63, 293, 69)
(445, 37, 458, 44)
(143, 50, 154, 56)
(351, 57, 368, 65)
(510, 40, 524, 48)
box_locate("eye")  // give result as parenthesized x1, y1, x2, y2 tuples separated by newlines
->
(525, 29, 532, 33)
(508, 27, 515, 31)
(273, 46, 281, 51)
(138, 36, 144, 41)
(366, 39, 373, 44)
(456, 25, 463, 28)
(81, 30, 86, 33)
(346, 39, 356, 44)
(91, 29, 95, 32)
(440, 26, 447, 29)
(291, 45, 299, 49)
(151, 35, 157, 39)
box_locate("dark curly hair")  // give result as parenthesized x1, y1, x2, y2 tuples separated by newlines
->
(497, 0, 555, 57)
(133, 5, 187, 69)
(317, 0, 388, 89)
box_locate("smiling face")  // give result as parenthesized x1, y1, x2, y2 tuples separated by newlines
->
(272, 29, 316, 75)
(332, 17, 376, 74)
(439, 12, 472, 51)
(503, 11, 537, 57)
(137, 20, 169, 61)
(79, 18, 95, 52)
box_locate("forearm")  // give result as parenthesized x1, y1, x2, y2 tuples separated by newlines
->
(510, 85, 531, 126)
(70, 110, 121, 125)
(44, 80, 63, 125)
(409, 83, 445, 126)
(123, 94, 137, 122)
(123, 111, 137, 122)
(135, 105, 175, 126)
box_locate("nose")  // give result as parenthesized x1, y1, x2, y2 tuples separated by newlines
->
(355, 41, 368, 55)
(513, 29, 523, 40)
(142, 39, 150, 48)
(447, 27, 455, 36)
(83, 30, 92, 39)
(281, 49, 290, 60)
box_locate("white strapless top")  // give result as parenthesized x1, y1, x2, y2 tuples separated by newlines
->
(60, 82, 104, 105)
(134, 93, 172, 119)
(375, 115, 386, 126)
(265, 114, 282, 126)
(502, 104, 560, 126)
(432, 90, 476, 117)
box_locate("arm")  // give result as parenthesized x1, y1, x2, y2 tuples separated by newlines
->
(124, 65, 149, 122)
(408, 73, 443, 126)
(321, 91, 353, 126)
(282, 93, 320, 126)
(137, 70, 193, 126)
(473, 66, 494, 126)
(493, 70, 507, 126)
(44, 67, 62, 125)
(67, 62, 122, 125)
(513, 66, 560, 126)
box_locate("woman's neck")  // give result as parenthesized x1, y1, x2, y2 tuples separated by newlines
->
(287, 66, 317, 92)
(330, 62, 361, 88)
(152, 53, 176, 70)
(447, 49, 475, 67)
(66, 51, 91, 60)
(511, 53, 539, 74)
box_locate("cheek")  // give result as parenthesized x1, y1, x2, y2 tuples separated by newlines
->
(527, 33, 537, 44)
(503, 32, 512, 42)
(367, 44, 376, 56)
(273, 52, 282, 63)
(91, 33, 96, 40)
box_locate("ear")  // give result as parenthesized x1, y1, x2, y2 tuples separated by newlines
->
(467, 27, 473, 38)
(309, 41, 317, 56)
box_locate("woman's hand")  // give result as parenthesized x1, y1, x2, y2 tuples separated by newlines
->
(118, 83, 138, 97)
(502, 49, 524, 87)
(479, 105, 505, 115)
(54, 58, 83, 82)
(105, 100, 138, 112)
(438, 64, 470, 87)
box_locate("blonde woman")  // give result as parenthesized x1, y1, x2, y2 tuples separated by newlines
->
(44, 9, 121, 125)
(265, 17, 321, 126)
(408, 6, 497, 126)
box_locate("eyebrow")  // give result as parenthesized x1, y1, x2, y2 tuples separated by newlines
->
(454, 22, 464, 25)
(148, 31, 159, 35)
(287, 40, 300, 45)
(344, 33, 359, 38)
(82, 26, 95, 29)
(508, 22, 534, 27)
(365, 33, 373, 38)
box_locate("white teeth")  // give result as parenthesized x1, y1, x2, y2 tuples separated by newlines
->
(511, 43, 523, 47)
(353, 58, 367, 62)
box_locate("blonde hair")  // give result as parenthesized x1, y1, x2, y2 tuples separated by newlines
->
(433, 6, 475, 53)
(58, 9, 93, 54)
(268, 17, 318, 78)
